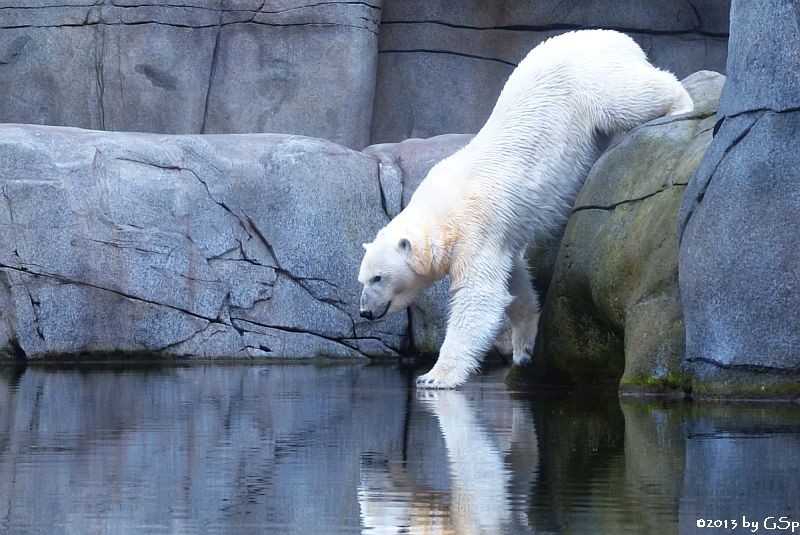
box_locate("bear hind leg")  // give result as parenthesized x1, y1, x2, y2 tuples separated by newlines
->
(667, 84, 694, 116)
(507, 255, 540, 365)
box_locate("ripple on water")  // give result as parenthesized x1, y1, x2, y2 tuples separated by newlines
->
(0, 364, 798, 534)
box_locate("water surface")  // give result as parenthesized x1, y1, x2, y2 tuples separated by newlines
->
(0, 364, 798, 534)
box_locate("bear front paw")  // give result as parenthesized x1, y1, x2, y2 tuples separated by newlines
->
(511, 332, 535, 365)
(512, 345, 533, 366)
(416, 366, 468, 389)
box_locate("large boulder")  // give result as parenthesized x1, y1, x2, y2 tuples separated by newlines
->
(510, 72, 725, 393)
(678, 0, 800, 399)
(0, 124, 406, 359)
(0, 1, 380, 148)
(371, 0, 729, 143)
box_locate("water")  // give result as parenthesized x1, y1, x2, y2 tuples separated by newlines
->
(0, 363, 798, 535)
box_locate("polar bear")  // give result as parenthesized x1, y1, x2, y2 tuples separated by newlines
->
(359, 30, 693, 388)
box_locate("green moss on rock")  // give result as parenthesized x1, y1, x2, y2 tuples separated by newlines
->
(689, 362, 800, 401)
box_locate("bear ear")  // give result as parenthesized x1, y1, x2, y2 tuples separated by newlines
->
(401, 236, 431, 277)
(362, 242, 370, 251)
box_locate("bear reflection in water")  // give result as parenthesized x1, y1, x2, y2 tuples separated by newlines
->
(358, 387, 538, 535)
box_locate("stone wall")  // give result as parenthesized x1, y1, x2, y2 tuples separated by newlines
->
(0, 1, 729, 148)
(0, 1, 381, 148)
(372, 0, 729, 143)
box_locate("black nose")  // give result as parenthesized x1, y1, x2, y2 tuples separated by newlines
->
(360, 309, 373, 320)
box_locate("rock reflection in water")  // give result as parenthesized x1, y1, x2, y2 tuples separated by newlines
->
(0, 364, 798, 534)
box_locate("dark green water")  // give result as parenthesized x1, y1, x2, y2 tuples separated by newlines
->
(0, 364, 798, 534)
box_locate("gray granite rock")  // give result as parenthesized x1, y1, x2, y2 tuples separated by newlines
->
(0, 0, 731, 149)
(381, 0, 729, 33)
(678, 0, 800, 399)
(679, 113, 800, 383)
(0, 1, 731, 148)
(371, 43, 518, 143)
(0, 124, 405, 359)
(718, 0, 800, 116)
(371, 1, 729, 143)
(0, 1, 380, 148)
(508, 72, 724, 394)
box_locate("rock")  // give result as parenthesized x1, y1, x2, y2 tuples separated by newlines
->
(0, 124, 406, 359)
(678, 0, 800, 399)
(371, 45, 517, 144)
(679, 70, 727, 116)
(364, 134, 472, 354)
(0, 1, 731, 148)
(717, 0, 800, 116)
(371, 1, 729, 143)
(381, 0, 729, 33)
(365, 134, 475, 214)
(510, 72, 724, 393)
(0, 1, 380, 148)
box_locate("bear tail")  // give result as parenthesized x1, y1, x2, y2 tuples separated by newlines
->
(667, 85, 694, 116)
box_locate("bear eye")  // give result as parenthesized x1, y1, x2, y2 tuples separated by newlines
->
(371, 275, 382, 283)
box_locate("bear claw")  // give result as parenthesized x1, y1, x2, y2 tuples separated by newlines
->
(416, 372, 462, 389)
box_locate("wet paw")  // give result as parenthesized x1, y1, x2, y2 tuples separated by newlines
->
(512, 344, 533, 366)
(512, 333, 535, 365)
(416, 367, 466, 389)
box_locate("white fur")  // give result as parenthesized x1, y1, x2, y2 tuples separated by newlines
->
(360, 30, 693, 388)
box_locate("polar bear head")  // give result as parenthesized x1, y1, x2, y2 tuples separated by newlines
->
(358, 223, 436, 321)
